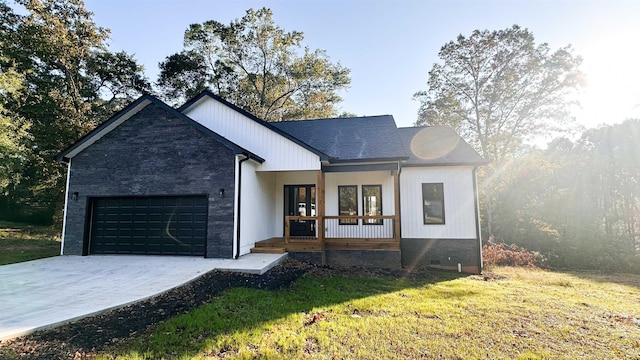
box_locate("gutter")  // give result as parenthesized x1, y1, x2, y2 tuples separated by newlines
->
(327, 156, 410, 164)
(234, 154, 250, 259)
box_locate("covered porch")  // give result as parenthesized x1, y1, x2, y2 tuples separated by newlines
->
(250, 167, 401, 254)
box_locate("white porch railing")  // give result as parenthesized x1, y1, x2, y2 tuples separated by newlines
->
(324, 215, 396, 240)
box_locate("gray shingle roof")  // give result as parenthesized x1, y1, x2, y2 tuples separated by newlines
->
(178, 91, 485, 166)
(397, 126, 487, 165)
(272, 117, 486, 165)
(272, 115, 409, 162)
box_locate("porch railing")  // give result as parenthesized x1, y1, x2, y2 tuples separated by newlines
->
(284, 216, 318, 243)
(284, 215, 398, 244)
(324, 215, 396, 240)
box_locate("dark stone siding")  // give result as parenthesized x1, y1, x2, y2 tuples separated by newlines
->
(401, 238, 480, 273)
(287, 251, 324, 265)
(326, 250, 401, 270)
(63, 103, 236, 258)
(289, 250, 402, 270)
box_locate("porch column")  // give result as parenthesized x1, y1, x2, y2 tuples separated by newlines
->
(316, 170, 325, 248)
(393, 169, 401, 243)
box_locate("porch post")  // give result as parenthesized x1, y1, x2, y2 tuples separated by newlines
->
(393, 169, 401, 243)
(284, 216, 290, 245)
(316, 170, 325, 248)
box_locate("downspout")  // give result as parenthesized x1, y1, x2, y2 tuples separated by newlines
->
(234, 154, 250, 259)
(397, 161, 402, 240)
(472, 166, 483, 274)
(60, 159, 72, 255)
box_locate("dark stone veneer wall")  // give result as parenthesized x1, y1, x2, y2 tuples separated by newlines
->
(62, 103, 236, 257)
(401, 238, 481, 273)
(288, 250, 402, 270)
(290, 240, 481, 273)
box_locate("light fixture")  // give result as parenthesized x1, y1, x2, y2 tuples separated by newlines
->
(219, 188, 225, 198)
(71, 192, 79, 201)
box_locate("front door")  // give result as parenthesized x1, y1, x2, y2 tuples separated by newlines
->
(284, 185, 316, 237)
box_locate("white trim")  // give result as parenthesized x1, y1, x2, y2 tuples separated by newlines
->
(179, 96, 207, 114)
(232, 155, 241, 258)
(64, 99, 151, 159)
(60, 159, 71, 255)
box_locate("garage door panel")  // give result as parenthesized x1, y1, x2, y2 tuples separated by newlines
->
(89, 195, 208, 256)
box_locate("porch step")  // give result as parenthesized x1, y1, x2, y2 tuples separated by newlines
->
(250, 247, 286, 254)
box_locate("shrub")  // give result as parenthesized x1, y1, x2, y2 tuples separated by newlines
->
(483, 242, 539, 267)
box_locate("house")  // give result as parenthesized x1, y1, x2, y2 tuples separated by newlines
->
(57, 91, 487, 273)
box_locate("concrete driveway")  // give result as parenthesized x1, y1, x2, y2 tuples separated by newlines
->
(0, 254, 285, 341)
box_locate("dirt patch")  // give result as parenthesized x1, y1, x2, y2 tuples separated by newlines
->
(470, 271, 508, 282)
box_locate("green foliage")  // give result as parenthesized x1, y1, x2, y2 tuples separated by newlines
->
(157, 7, 351, 121)
(414, 25, 584, 162)
(0, 220, 60, 265)
(0, 61, 29, 204)
(0, 0, 150, 224)
(489, 119, 640, 272)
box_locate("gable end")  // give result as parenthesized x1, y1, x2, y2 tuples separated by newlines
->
(57, 95, 263, 164)
(179, 91, 329, 161)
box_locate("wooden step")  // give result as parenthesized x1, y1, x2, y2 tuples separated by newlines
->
(250, 247, 286, 254)
(254, 237, 285, 248)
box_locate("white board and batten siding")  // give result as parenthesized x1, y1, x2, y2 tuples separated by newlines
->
(236, 160, 277, 256)
(183, 97, 321, 171)
(400, 166, 477, 239)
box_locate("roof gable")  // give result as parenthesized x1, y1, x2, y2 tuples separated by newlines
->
(56, 95, 263, 163)
(179, 91, 328, 160)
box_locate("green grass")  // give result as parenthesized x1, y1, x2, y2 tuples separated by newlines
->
(0, 220, 61, 265)
(98, 267, 640, 360)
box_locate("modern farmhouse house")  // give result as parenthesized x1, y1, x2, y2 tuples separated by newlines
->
(57, 91, 486, 273)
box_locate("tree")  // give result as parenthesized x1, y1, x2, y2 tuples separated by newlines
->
(0, 0, 150, 224)
(489, 120, 640, 272)
(158, 7, 351, 121)
(0, 59, 29, 215)
(414, 25, 584, 236)
(414, 25, 584, 162)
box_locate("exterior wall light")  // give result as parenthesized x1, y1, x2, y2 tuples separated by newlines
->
(219, 188, 225, 198)
(71, 192, 79, 201)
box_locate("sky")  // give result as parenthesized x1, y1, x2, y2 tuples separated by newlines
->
(81, 0, 640, 130)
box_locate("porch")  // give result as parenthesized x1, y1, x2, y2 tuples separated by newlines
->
(250, 215, 400, 254)
(244, 167, 402, 257)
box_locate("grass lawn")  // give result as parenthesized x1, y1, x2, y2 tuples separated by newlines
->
(97, 267, 640, 360)
(0, 220, 61, 265)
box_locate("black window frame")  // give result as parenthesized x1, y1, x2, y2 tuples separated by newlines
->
(338, 185, 358, 225)
(362, 184, 383, 225)
(422, 183, 445, 225)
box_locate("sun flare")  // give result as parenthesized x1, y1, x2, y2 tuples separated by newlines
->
(575, 23, 640, 127)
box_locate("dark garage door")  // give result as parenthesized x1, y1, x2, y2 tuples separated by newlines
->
(89, 196, 208, 256)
